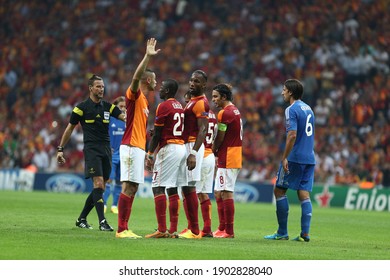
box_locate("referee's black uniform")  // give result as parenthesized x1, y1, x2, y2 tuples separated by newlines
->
(70, 98, 122, 179)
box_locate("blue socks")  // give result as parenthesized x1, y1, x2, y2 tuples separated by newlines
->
(276, 196, 289, 235)
(301, 198, 312, 236)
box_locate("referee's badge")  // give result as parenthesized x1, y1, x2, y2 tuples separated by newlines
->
(104, 111, 110, 120)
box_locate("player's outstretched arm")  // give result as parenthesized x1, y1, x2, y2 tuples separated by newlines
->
(130, 38, 161, 93)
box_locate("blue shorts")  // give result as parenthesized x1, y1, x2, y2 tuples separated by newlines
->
(275, 162, 315, 192)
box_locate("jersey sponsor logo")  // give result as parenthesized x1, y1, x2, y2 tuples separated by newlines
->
(112, 130, 124, 135)
(45, 174, 86, 193)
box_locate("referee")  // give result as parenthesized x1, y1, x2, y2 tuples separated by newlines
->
(57, 74, 126, 231)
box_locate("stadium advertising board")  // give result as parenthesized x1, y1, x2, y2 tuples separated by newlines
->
(0, 169, 35, 191)
(137, 177, 275, 203)
(288, 184, 390, 212)
(33, 172, 92, 193)
(2, 169, 389, 211)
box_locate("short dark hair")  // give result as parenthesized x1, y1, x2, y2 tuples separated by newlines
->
(164, 78, 179, 98)
(192, 70, 207, 82)
(213, 83, 233, 101)
(88, 74, 103, 87)
(284, 79, 304, 99)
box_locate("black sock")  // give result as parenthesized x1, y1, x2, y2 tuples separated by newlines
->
(92, 188, 105, 223)
(79, 192, 94, 220)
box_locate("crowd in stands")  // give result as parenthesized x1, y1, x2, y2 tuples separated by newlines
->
(1, 0, 389, 187)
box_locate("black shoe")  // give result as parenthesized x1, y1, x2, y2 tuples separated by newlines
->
(99, 219, 114, 231)
(76, 219, 93, 229)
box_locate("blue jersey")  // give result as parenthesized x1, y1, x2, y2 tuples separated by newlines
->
(109, 117, 125, 157)
(285, 100, 315, 165)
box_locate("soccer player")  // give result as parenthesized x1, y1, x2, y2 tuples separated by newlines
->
(103, 96, 126, 215)
(211, 83, 243, 238)
(57, 74, 125, 231)
(183, 92, 217, 238)
(144, 78, 187, 238)
(178, 70, 210, 239)
(264, 79, 315, 242)
(116, 38, 160, 239)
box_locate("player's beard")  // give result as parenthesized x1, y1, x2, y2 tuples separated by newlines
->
(189, 87, 201, 96)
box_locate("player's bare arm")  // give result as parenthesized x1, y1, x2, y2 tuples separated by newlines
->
(281, 130, 297, 172)
(212, 123, 226, 154)
(146, 125, 163, 171)
(130, 38, 161, 93)
(187, 117, 208, 170)
(57, 123, 76, 164)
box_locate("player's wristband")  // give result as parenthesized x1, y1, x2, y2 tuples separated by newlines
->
(57, 146, 64, 152)
(190, 150, 198, 156)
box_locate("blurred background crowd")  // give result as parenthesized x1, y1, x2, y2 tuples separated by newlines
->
(1, 0, 389, 187)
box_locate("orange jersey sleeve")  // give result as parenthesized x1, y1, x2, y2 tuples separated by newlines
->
(121, 88, 149, 150)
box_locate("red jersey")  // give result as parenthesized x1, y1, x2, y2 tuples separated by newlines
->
(183, 95, 210, 143)
(204, 110, 217, 158)
(216, 104, 242, 168)
(154, 98, 185, 148)
(121, 88, 149, 150)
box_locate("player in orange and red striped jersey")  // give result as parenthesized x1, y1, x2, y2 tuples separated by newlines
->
(184, 91, 217, 238)
(116, 38, 160, 239)
(178, 70, 210, 239)
(211, 84, 243, 238)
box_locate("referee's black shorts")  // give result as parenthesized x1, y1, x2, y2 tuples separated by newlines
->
(84, 143, 112, 180)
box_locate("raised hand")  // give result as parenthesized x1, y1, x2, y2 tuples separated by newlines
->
(146, 38, 161, 56)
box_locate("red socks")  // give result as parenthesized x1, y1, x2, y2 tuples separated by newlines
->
(200, 199, 212, 233)
(183, 191, 199, 235)
(154, 194, 167, 233)
(216, 197, 225, 231)
(168, 194, 180, 234)
(223, 198, 235, 235)
(182, 198, 191, 229)
(117, 193, 134, 233)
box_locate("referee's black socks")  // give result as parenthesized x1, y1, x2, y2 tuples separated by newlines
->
(92, 188, 105, 223)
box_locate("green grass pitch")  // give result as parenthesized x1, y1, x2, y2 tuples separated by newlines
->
(0, 190, 389, 260)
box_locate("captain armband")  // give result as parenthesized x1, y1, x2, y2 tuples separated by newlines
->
(218, 123, 227, 131)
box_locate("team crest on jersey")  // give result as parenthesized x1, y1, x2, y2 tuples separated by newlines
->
(104, 111, 110, 120)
